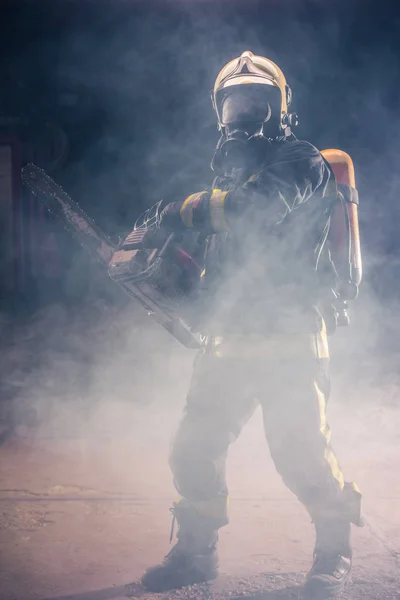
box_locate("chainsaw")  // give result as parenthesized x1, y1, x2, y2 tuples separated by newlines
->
(21, 163, 205, 349)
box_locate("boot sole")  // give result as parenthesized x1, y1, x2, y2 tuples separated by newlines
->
(301, 576, 350, 600)
(141, 569, 218, 593)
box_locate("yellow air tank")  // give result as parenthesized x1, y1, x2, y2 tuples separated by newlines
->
(321, 149, 362, 298)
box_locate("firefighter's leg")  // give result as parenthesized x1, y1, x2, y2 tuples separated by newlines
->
(260, 329, 361, 598)
(141, 350, 257, 592)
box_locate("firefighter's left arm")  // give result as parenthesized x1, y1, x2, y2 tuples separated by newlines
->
(159, 141, 333, 234)
(238, 141, 334, 230)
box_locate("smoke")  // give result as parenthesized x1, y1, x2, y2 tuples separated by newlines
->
(0, 0, 398, 488)
(1, 0, 398, 495)
(1, 1, 400, 597)
(0, 300, 192, 440)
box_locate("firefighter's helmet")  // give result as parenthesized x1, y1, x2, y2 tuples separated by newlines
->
(212, 51, 297, 137)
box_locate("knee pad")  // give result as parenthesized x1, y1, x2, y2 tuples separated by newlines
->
(169, 442, 226, 501)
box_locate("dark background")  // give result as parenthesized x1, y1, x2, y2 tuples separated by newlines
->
(0, 0, 399, 311)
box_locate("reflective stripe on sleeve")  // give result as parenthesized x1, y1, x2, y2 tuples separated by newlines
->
(180, 192, 207, 228)
(209, 189, 229, 232)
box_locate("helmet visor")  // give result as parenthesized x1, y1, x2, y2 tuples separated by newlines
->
(217, 83, 281, 127)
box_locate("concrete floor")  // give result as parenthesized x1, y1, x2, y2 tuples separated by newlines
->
(0, 398, 399, 600)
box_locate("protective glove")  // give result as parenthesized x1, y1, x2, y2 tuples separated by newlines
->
(158, 201, 186, 231)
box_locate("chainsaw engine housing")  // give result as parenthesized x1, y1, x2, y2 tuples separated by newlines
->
(108, 201, 205, 348)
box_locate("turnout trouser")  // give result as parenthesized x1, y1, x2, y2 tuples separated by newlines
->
(169, 323, 362, 528)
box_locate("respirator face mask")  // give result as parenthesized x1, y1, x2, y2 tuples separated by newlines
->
(215, 83, 282, 170)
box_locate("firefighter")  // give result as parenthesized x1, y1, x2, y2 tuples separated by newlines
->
(140, 51, 362, 599)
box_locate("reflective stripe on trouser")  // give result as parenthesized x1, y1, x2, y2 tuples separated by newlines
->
(169, 321, 362, 528)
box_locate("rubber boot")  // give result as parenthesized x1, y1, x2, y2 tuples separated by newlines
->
(141, 501, 219, 592)
(303, 518, 352, 599)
